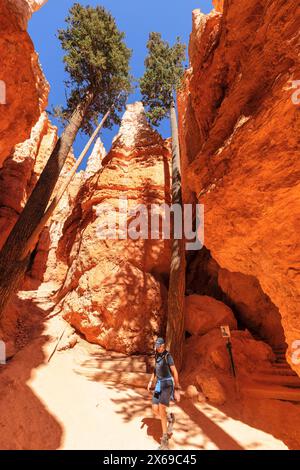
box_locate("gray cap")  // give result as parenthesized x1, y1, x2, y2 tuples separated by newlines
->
(155, 337, 165, 349)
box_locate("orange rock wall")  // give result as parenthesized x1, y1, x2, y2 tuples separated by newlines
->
(55, 103, 172, 354)
(0, 0, 49, 166)
(178, 2, 300, 373)
(0, 114, 57, 250)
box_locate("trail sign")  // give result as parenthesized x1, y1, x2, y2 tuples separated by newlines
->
(220, 325, 231, 338)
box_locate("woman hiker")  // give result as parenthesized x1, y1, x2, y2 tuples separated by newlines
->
(147, 337, 181, 450)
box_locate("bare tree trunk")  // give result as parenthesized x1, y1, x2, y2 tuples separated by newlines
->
(0, 91, 94, 319)
(166, 98, 186, 370)
(21, 108, 110, 260)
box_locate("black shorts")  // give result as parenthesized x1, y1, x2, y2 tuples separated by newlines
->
(152, 380, 174, 406)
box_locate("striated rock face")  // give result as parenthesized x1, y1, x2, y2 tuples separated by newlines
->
(179, 2, 300, 374)
(84, 138, 106, 181)
(0, 114, 58, 345)
(0, 0, 48, 166)
(25, 149, 82, 291)
(54, 102, 172, 354)
(7, 0, 48, 29)
(0, 113, 56, 250)
(0, 126, 82, 348)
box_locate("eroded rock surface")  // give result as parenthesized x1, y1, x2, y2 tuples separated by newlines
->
(55, 103, 172, 354)
(179, 1, 300, 374)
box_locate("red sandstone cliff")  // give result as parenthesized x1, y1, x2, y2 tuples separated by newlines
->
(0, 114, 56, 250)
(0, 0, 52, 347)
(0, 0, 107, 349)
(178, 1, 300, 373)
(0, 1, 300, 449)
(0, 0, 49, 166)
(0, 115, 80, 349)
(53, 102, 172, 354)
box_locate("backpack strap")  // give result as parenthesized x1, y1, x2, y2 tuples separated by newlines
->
(163, 351, 172, 376)
(153, 350, 173, 377)
(153, 351, 158, 376)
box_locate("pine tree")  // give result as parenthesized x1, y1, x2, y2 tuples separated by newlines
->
(140, 33, 186, 369)
(0, 3, 132, 318)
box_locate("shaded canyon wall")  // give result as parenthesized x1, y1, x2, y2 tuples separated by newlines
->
(178, 0, 300, 372)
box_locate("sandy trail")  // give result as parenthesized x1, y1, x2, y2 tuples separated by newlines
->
(0, 306, 288, 450)
(29, 344, 288, 450)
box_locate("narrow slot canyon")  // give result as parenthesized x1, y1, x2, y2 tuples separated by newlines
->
(0, 0, 299, 452)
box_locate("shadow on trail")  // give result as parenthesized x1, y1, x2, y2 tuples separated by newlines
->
(178, 398, 244, 450)
(0, 336, 63, 449)
(141, 417, 161, 444)
(109, 387, 245, 450)
(0, 293, 63, 449)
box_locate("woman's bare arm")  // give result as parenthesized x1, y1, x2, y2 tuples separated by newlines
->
(170, 365, 181, 389)
(147, 372, 156, 391)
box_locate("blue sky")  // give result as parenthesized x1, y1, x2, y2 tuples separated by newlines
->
(29, 0, 213, 168)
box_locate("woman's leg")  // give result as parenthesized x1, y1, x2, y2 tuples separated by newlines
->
(158, 403, 168, 435)
(152, 404, 160, 418)
(157, 386, 172, 449)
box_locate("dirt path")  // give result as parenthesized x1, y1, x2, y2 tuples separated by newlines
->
(27, 343, 289, 450)
(0, 306, 288, 451)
